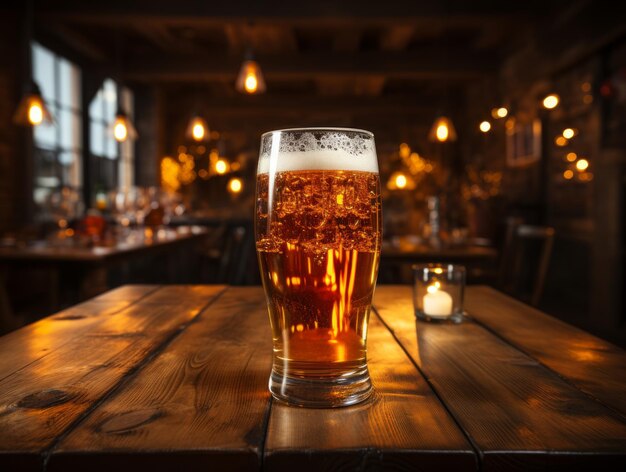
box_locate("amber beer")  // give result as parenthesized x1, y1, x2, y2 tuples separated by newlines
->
(255, 128, 381, 407)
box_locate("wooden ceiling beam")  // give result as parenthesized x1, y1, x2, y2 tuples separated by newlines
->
(39, 1, 529, 27)
(120, 51, 495, 82)
(163, 94, 442, 116)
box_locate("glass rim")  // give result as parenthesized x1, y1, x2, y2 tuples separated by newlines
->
(261, 127, 375, 139)
(412, 263, 466, 274)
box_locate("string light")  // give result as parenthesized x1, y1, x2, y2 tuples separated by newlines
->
(543, 94, 560, 109)
(555, 136, 568, 147)
(491, 107, 508, 119)
(576, 159, 589, 171)
(563, 170, 574, 180)
(186, 116, 209, 142)
(428, 116, 457, 142)
(215, 159, 229, 174)
(228, 177, 243, 194)
(399, 143, 411, 159)
(562, 128, 576, 139)
(479, 121, 491, 133)
(566, 152, 577, 162)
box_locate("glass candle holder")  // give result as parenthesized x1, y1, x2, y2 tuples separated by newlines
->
(413, 264, 465, 323)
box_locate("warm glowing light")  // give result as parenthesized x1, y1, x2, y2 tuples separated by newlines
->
(433, 267, 443, 274)
(576, 159, 589, 171)
(566, 152, 577, 162)
(543, 94, 560, 109)
(583, 94, 593, 105)
(161, 156, 181, 192)
(436, 124, 449, 142)
(215, 159, 228, 174)
(563, 170, 574, 180)
(236, 59, 266, 94)
(186, 116, 208, 142)
(492, 107, 508, 119)
(228, 177, 243, 194)
(555, 136, 568, 147)
(244, 73, 258, 93)
(192, 123, 205, 141)
(112, 112, 136, 142)
(427, 281, 441, 294)
(562, 128, 575, 139)
(395, 174, 407, 189)
(114, 120, 128, 142)
(479, 121, 491, 133)
(429, 116, 457, 142)
(28, 101, 43, 125)
(399, 143, 411, 159)
(581, 82, 592, 92)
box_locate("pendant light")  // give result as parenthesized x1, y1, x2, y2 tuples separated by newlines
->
(14, 81, 53, 126)
(13, 0, 54, 127)
(186, 114, 209, 142)
(111, 29, 137, 142)
(428, 116, 457, 143)
(112, 109, 137, 142)
(235, 50, 266, 95)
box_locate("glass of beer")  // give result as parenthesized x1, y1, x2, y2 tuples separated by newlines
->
(255, 128, 381, 407)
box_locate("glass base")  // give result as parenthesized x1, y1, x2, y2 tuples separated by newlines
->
(269, 365, 373, 408)
(415, 310, 464, 323)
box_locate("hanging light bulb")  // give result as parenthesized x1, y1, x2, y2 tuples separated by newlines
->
(186, 115, 209, 142)
(479, 121, 492, 133)
(228, 177, 243, 194)
(13, 82, 53, 126)
(112, 109, 137, 142)
(428, 116, 457, 143)
(235, 53, 266, 95)
(542, 94, 560, 109)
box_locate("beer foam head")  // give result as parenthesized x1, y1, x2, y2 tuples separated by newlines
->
(258, 128, 379, 174)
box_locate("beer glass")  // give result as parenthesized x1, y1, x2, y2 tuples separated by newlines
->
(255, 128, 381, 407)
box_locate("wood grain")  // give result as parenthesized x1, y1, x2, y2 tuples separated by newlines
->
(465, 285, 626, 415)
(264, 310, 477, 472)
(373, 286, 626, 471)
(48, 287, 273, 472)
(0, 285, 159, 382)
(0, 285, 224, 471)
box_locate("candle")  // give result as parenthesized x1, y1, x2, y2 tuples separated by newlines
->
(423, 283, 453, 317)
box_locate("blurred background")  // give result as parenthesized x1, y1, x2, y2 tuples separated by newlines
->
(0, 1, 625, 346)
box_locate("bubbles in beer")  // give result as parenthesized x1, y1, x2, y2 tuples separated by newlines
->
(256, 169, 381, 370)
(256, 170, 380, 256)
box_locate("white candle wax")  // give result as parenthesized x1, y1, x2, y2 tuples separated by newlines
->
(423, 286, 453, 317)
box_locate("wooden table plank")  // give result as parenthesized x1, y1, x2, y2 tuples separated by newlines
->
(0, 285, 159, 383)
(48, 287, 273, 472)
(466, 286, 626, 415)
(373, 286, 626, 471)
(265, 309, 477, 471)
(0, 285, 224, 471)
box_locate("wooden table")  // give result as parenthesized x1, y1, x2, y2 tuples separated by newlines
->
(0, 285, 624, 471)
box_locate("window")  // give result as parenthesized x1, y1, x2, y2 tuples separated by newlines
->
(32, 42, 82, 205)
(89, 79, 134, 191)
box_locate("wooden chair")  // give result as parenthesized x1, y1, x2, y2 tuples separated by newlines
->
(201, 222, 258, 285)
(499, 222, 555, 306)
